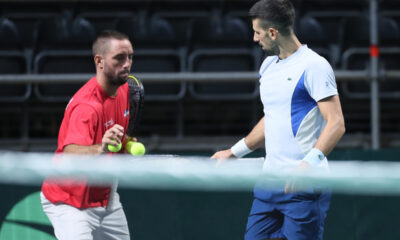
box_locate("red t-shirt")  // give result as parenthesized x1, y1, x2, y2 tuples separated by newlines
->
(42, 76, 130, 209)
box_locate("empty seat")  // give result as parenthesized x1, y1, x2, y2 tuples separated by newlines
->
(33, 12, 96, 101)
(342, 13, 400, 70)
(0, 18, 31, 102)
(116, 12, 186, 101)
(295, 16, 335, 65)
(34, 12, 95, 72)
(116, 12, 182, 71)
(0, 18, 32, 143)
(188, 11, 259, 100)
(77, 9, 134, 35)
(341, 14, 400, 98)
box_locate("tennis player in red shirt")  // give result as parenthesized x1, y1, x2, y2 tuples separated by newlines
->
(41, 30, 133, 240)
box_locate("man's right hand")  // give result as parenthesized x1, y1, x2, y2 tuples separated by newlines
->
(211, 149, 236, 165)
(102, 124, 124, 153)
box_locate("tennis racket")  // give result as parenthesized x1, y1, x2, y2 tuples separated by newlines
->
(125, 75, 145, 154)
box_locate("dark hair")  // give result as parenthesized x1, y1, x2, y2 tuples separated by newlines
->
(249, 0, 295, 36)
(92, 30, 130, 56)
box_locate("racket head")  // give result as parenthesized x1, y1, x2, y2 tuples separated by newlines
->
(126, 75, 144, 138)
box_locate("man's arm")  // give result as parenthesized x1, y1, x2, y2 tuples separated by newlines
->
(211, 116, 265, 160)
(285, 95, 345, 193)
(64, 124, 125, 154)
(64, 144, 103, 154)
(244, 116, 265, 150)
(313, 95, 346, 156)
(298, 94, 345, 166)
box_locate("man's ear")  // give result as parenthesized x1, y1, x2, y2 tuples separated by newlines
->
(268, 27, 278, 40)
(94, 55, 104, 69)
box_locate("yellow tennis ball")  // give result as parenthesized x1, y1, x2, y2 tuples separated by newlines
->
(108, 141, 122, 152)
(127, 141, 146, 156)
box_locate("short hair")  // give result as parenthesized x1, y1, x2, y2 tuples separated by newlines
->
(249, 0, 295, 36)
(92, 30, 130, 56)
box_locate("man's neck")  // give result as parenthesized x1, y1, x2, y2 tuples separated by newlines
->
(97, 74, 118, 97)
(278, 34, 302, 60)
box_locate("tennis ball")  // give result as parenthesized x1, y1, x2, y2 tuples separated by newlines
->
(108, 141, 122, 152)
(126, 141, 146, 156)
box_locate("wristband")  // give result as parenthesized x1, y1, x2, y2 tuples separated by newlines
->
(231, 138, 253, 158)
(303, 148, 325, 166)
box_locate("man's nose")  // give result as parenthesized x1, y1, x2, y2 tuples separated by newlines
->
(253, 33, 259, 42)
(123, 58, 131, 69)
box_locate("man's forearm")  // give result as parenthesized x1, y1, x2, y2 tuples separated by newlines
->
(314, 118, 345, 156)
(315, 96, 346, 156)
(63, 144, 104, 155)
(245, 117, 265, 150)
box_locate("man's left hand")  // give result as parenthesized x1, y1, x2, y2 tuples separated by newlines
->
(284, 161, 311, 194)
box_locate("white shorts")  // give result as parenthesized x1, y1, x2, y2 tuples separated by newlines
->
(41, 192, 131, 240)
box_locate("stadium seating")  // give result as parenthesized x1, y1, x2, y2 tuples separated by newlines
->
(0, 18, 32, 144)
(341, 13, 400, 69)
(0, 18, 31, 102)
(0, 1, 399, 147)
(115, 12, 188, 137)
(187, 10, 259, 100)
(341, 13, 400, 96)
(33, 11, 96, 102)
(295, 16, 335, 66)
(116, 12, 186, 101)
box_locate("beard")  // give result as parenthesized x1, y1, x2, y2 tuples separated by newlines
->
(262, 41, 280, 57)
(104, 68, 130, 86)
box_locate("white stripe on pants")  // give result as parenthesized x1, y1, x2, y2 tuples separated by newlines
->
(41, 192, 131, 240)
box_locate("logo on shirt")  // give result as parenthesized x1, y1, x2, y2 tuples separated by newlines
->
(325, 81, 329, 87)
(287, 77, 292, 81)
(104, 119, 114, 128)
(124, 109, 129, 117)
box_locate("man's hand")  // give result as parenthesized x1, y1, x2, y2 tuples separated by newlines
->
(284, 161, 311, 194)
(211, 149, 236, 165)
(102, 124, 124, 153)
(123, 136, 137, 145)
(122, 136, 138, 154)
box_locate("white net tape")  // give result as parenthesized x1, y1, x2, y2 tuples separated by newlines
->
(1, 152, 399, 195)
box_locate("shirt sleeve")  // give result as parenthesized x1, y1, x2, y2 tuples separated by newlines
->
(63, 104, 99, 147)
(304, 57, 338, 102)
